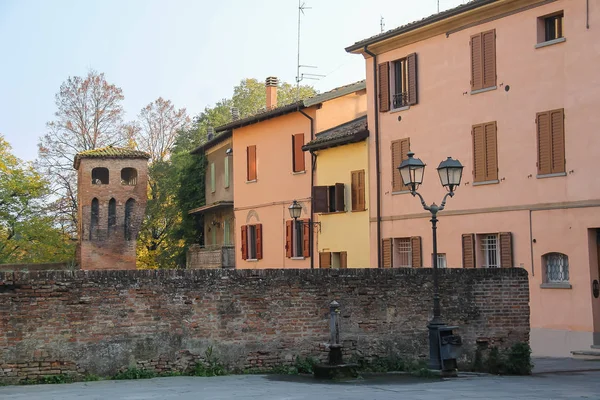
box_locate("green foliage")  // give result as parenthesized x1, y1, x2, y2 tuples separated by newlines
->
(351, 356, 408, 373)
(40, 374, 74, 384)
(0, 134, 75, 264)
(190, 346, 228, 377)
(472, 347, 485, 372)
(486, 346, 502, 375)
(294, 356, 318, 374)
(482, 343, 533, 375)
(113, 367, 157, 380)
(83, 374, 100, 382)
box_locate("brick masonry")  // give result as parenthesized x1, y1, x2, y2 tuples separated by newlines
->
(76, 158, 148, 270)
(0, 268, 529, 382)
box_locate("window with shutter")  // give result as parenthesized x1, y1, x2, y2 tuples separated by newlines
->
(314, 184, 346, 213)
(351, 170, 366, 212)
(382, 239, 393, 268)
(313, 186, 329, 213)
(411, 236, 422, 268)
(389, 54, 418, 109)
(302, 221, 310, 258)
(499, 232, 513, 268)
(472, 122, 498, 183)
(407, 53, 418, 105)
(537, 109, 565, 176)
(471, 30, 496, 91)
(462, 234, 476, 268)
(210, 162, 215, 193)
(255, 224, 263, 260)
(335, 183, 345, 212)
(292, 134, 305, 172)
(392, 138, 410, 192)
(340, 252, 348, 269)
(247, 145, 257, 181)
(320, 252, 331, 269)
(241, 225, 248, 260)
(224, 156, 230, 188)
(285, 220, 293, 258)
(378, 62, 390, 112)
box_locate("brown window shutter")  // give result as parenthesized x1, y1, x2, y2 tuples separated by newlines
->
(351, 171, 358, 211)
(351, 170, 366, 211)
(411, 236, 422, 268)
(462, 234, 476, 268)
(293, 133, 305, 172)
(482, 29, 497, 89)
(241, 225, 248, 260)
(470, 33, 483, 91)
(313, 186, 328, 213)
(499, 232, 513, 268)
(484, 122, 498, 181)
(472, 124, 486, 182)
(335, 183, 345, 212)
(340, 251, 348, 269)
(285, 220, 293, 258)
(378, 62, 390, 112)
(550, 109, 565, 174)
(255, 224, 263, 260)
(407, 53, 418, 105)
(536, 111, 552, 175)
(320, 252, 331, 269)
(382, 238, 393, 268)
(302, 219, 310, 258)
(247, 145, 257, 181)
(392, 139, 410, 192)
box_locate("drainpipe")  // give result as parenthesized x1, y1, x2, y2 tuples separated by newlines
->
(364, 45, 382, 269)
(299, 108, 315, 269)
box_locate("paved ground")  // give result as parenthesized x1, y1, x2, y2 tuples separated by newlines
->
(1, 371, 600, 400)
(533, 357, 600, 374)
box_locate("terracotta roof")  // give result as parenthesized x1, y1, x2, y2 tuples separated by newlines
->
(214, 80, 367, 133)
(345, 0, 498, 53)
(302, 116, 369, 152)
(73, 146, 150, 169)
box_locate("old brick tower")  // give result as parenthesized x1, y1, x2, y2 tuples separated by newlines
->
(74, 146, 150, 270)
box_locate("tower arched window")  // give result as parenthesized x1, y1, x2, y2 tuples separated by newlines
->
(121, 168, 138, 185)
(108, 198, 116, 234)
(90, 198, 99, 240)
(124, 198, 135, 241)
(91, 168, 109, 185)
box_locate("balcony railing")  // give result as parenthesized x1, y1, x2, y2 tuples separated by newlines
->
(393, 92, 409, 109)
(187, 245, 235, 269)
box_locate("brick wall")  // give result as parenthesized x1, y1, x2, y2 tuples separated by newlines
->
(0, 268, 529, 382)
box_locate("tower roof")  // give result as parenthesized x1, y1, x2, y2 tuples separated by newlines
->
(73, 146, 150, 169)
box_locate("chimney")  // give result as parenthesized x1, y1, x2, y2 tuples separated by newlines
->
(207, 126, 214, 140)
(265, 76, 278, 110)
(231, 107, 240, 121)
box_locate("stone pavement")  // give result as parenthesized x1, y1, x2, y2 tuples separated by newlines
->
(533, 357, 600, 374)
(1, 371, 600, 400)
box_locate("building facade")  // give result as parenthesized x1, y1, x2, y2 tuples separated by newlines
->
(215, 78, 367, 269)
(347, 0, 600, 356)
(303, 116, 370, 268)
(188, 130, 235, 269)
(74, 146, 150, 270)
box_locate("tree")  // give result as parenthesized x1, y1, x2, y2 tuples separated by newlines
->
(135, 97, 191, 163)
(37, 70, 127, 233)
(0, 135, 75, 263)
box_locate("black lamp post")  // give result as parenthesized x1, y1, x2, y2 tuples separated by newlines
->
(398, 152, 463, 370)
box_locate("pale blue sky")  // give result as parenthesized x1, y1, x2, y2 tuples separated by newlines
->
(0, 0, 465, 161)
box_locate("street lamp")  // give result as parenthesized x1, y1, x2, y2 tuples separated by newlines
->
(398, 152, 464, 371)
(289, 200, 303, 220)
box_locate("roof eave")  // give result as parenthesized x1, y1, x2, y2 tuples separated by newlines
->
(215, 103, 304, 133)
(190, 131, 232, 155)
(302, 130, 369, 152)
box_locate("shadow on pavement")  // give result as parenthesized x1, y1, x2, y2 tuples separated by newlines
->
(263, 373, 441, 385)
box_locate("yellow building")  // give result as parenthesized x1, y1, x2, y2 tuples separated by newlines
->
(302, 116, 370, 268)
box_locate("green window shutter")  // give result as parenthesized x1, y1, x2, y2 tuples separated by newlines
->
(224, 156, 230, 188)
(211, 227, 216, 246)
(210, 163, 215, 193)
(224, 220, 230, 245)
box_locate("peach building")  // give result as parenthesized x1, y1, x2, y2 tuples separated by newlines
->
(214, 78, 366, 269)
(347, 0, 600, 357)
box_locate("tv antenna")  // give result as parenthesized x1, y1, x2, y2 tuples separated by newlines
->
(380, 16, 385, 32)
(296, 0, 324, 100)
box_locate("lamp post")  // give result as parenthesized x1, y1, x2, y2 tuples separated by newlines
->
(398, 152, 463, 370)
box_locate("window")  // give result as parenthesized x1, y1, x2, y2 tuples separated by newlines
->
(292, 134, 305, 172)
(536, 109, 565, 176)
(210, 162, 215, 193)
(319, 251, 347, 269)
(538, 12, 564, 43)
(313, 184, 345, 213)
(224, 157, 230, 188)
(480, 234, 500, 268)
(286, 220, 309, 258)
(108, 198, 116, 234)
(472, 122, 498, 183)
(544, 253, 569, 282)
(351, 170, 366, 211)
(124, 198, 135, 241)
(90, 198, 99, 240)
(91, 168, 109, 185)
(391, 138, 410, 192)
(378, 54, 418, 112)
(470, 30, 496, 91)
(247, 145, 257, 181)
(224, 220, 230, 245)
(120, 168, 137, 185)
(381, 237, 422, 268)
(241, 224, 262, 260)
(463, 232, 513, 268)
(433, 253, 447, 269)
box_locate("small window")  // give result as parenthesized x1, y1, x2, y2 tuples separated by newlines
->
(536, 109, 565, 176)
(319, 251, 347, 269)
(313, 184, 345, 213)
(210, 162, 216, 193)
(241, 224, 262, 260)
(292, 134, 305, 172)
(224, 157, 230, 188)
(386, 53, 417, 110)
(539, 12, 564, 43)
(247, 145, 257, 181)
(394, 238, 412, 268)
(90, 198, 99, 240)
(391, 138, 410, 192)
(544, 253, 569, 282)
(480, 234, 499, 268)
(432, 253, 447, 269)
(108, 198, 116, 234)
(472, 122, 498, 183)
(121, 168, 137, 186)
(470, 30, 496, 91)
(91, 168, 109, 185)
(351, 170, 366, 212)
(124, 198, 135, 241)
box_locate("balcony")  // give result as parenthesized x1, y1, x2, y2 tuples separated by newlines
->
(393, 92, 409, 109)
(186, 245, 235, 269)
